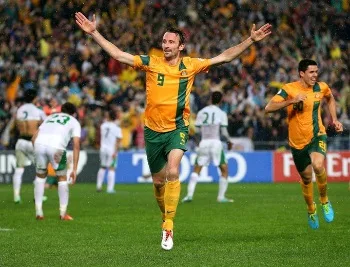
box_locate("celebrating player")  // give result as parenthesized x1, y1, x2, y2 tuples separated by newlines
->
(265, 59, 343, 229)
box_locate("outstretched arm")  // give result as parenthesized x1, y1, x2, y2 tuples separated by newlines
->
(210, 23, 272, 66)
(75, 12, 134, 66)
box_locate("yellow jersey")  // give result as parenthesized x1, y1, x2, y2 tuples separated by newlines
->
(133, 55, 210, 132)
(271, 81, 331, 149)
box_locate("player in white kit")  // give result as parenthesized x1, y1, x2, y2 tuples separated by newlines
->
(96, 110, 122, 193)
(182, 91, 233, 203)
(32, 102, 81, 220)
(13, 89, 46, 203)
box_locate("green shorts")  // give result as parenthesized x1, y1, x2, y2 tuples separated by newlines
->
(144, 126, 189, 173)
(291, 135, 327, 173)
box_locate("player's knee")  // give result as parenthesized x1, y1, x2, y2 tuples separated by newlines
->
(312, 161, 324, 174)
(167, 167, 179, 181)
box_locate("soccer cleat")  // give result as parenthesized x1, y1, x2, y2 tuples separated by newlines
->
(307, 204, 319, 229)
(14, 196, 21, 204)
(321, 201, 334, 223)
(36, 215, 44, 220)
(217, 197, 234, 203)
(106, 190, 116, 194)
(60, 214, 74, 221)
(181, 196, 192, 203)
(161, 230, 174, 250)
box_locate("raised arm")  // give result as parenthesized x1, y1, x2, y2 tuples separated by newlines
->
(210, 23, 272, 67)
(75, 12, 134, 66)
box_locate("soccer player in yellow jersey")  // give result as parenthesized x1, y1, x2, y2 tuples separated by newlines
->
(75, 11, 271, 249)
(265, 59, 343, 230)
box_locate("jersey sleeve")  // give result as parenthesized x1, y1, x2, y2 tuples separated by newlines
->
(194, 112, 203, 127)
(72, 120, 81, 138)
(133, 55, 152, 71)
(115, 126, 123, 139)
(271, 88, 289, 102)
(221, 112, 228, 127)
(40, 110, 47, 120)
(320, 82, 332, 96)
(191, 58, 211, 74)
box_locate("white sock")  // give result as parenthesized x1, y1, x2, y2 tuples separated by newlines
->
(58, 181, 69, 217)
(96, 168, 105, 190)
(187, 172, 199, 198)
(107, 170, 115, 192)
(34, 177, 46, 216)
(218, 177, 228, 200)
(13, 168, 24, 199)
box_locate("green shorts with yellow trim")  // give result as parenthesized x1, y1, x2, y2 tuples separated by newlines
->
(291, 135, 327, 173)
(144, 126, 189, 173)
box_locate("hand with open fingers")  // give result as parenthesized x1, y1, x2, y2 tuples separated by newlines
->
(251, 23, 272, 42)
(75, 12, 97, 34)
(333, 120, 343, 132)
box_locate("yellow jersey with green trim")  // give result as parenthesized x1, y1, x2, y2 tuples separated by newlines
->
(271, 81, 331, 149)
(133, 55, 210, 132)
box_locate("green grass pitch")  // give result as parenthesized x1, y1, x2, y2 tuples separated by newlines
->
(0, 183, 349, 267)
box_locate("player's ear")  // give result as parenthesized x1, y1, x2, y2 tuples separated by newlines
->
(179, 43, 185, 51)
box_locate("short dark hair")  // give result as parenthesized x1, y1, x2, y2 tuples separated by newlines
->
(24, 89, 37, 103)
(165, 27, 186, 45)
(298, 59, 317, 73)
(211, 91, 223, 105)
(61, 102, 77, 116)
(109, 110, 116, 121)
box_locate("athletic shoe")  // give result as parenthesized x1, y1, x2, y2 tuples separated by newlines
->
(181, 196, 192, 203)
(321, 201, 334, 223)
(36, 215, 44, 220)
(14, 196, 21, 204)
(106, 190, 116, 194)
(308, 203, 319, 229)
(217, 197, 234, 203)
(60, 214, 74, 221)
(161, 230, 173, 250)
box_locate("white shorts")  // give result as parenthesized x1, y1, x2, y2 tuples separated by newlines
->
(15, 139, 34, 167)
(195, 139, 226, 166)
(100, 151, 117, 168)
(34, 143, 67, 176)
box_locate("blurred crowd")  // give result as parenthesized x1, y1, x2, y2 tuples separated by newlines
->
(0, 0, 349, 151)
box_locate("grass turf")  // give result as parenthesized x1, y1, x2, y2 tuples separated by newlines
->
(0, 183, 349, 267)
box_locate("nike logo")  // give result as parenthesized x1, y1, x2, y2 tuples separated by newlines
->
(166, 211, 174, 214)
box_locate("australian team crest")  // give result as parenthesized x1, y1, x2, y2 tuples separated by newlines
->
(181, 70, 187, 76)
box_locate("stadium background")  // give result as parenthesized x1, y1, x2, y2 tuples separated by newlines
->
(0, 0, 349, 183)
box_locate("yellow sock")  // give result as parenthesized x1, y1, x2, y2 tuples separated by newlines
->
(300, 179, 315, 213)
(164, 180, 181, 230)
(316, 168, 328, 204)
(153, 184, 165, 220)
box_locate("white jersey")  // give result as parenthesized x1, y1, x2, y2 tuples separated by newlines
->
(16, 103, 46, 121)
(100, 121, 122, 154)
(35, 113, 81, 150)
(195, 105, 228, 140)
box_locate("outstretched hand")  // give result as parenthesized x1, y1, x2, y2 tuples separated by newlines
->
(75, 12, 97, 34)
(251, 23, 272, 42)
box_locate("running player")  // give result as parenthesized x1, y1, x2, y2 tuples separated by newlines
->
(265, 59, 343, 229)
(75, 11, 271, 250)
